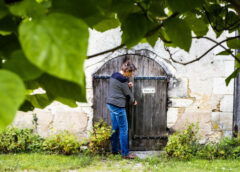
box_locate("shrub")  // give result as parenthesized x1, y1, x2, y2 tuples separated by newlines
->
(197, 136, 240, 160)
(88, 120, 112, 154)
(42, 130, 81, 155)
(0, 127, 44, 153)
(165, 124, 200, 160)
(196, 143, 218, 160)
(165, 123, 240, 160)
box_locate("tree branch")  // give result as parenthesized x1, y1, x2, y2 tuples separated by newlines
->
(203, 5, 240, 33)
(165, 36, 240, 65)
(136, 2, 153, 22)
(87, 12, 179, 59)
(195, 36, 240, 64)
(87, 44, 125, 59)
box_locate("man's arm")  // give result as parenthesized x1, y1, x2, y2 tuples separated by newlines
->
(121, 82, 135, 104)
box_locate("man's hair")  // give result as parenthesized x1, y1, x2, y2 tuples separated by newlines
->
(121, 60, 137, 73)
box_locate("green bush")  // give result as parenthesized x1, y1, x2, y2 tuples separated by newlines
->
(0, 127, 44, 153)
(42, 130, 81, 155)
(165, 123, 240, 160)
(165, 124, 200, 160)
(196, 143, 218, 160)
(88, 120, 112, 154)
(197, 136, 240, 160)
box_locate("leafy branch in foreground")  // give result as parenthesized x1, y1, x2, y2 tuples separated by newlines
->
(1, 0, 240, 129)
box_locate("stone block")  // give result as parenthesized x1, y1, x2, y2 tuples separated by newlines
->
(223, 130, 232, 137)
(167, 108, 178, 127)
(173, 112, 212, 137)
(224, 61, 234, 77)
(211, 95, 223, 111)
(52, 111, 89, 140)
(170, 98, 193, 108)
(213, 78, 234, 94)
(219, 112, 233, 130)
(211, 112, 220, 130)
(220, 95, 233, 112)
(11, 111, 35, 129)
(168, 78, 188, 98)
(36, 112, 54, 138)
(211, 112, 233, 131)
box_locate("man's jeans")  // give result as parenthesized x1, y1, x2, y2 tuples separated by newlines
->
(107, 104, 129, 156)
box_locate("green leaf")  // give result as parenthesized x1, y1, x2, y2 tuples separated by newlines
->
(121, 13, 150, 48)
(0, 0, 8, 19)
(26, 93, 53, 109)
(93, 18, 120, 32)
(184, 13, 209, 37)
(227, 39, 240, 49)
(235, 53, 240, 68)
(19, 13, 89, 93)
(3, 50, 43, 80)
(0, 15, 18, 33)
(0, 69, 25, 129)
(167, 0, 204, 13)
(19, 100, 34, 112)
(0, 34, 20, 58)
(164, 17, 192, 51)
(111, 0, 136, 20)
(147, 31, 158, 48)
(8, 0, 46, 18)
(148, 0, 166, 17)
(225, 68, 240, 86)
(56, 97, 78, 108)
(51, 0, 104, 27)
(24, 80, 40, 90)
(226, 11, 240, 28)
(38, 74, 86, 102)
(0, 31, 11, 36)
(216, 50, 233, 56)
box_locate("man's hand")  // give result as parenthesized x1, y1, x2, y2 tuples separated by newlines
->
(133, 100, 137, 106)
(128, 82, 133, 88)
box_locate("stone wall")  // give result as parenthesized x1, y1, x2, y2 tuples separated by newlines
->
(12, 28, 235, 142)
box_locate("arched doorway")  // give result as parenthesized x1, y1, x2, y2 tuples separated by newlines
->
(92, 54, 169, 150)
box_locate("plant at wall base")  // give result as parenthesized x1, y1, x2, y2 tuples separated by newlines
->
(1, 0, 240, 130)
(88, 120, 112, 155)
(165, 124, 200, 160)
(166, 123, 240, 160)
(42, 130, 81, 155)
(0, 127, 44, 153)
(196, 143, 218, 160)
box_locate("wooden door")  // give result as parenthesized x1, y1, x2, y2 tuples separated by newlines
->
(93, 54, 168, 150)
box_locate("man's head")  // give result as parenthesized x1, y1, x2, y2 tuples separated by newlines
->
(121, 61, 137, 77)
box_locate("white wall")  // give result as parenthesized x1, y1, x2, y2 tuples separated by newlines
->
(12, 27, 235, 142)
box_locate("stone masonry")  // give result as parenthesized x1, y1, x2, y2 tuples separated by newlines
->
(12, 27, 234, 142)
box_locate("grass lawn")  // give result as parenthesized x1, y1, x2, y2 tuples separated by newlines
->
(1, 153, 240, 172)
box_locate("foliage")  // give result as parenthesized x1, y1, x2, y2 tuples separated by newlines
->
(166, 123, 240, 160)
(1, 0, 240, 128)
(165, 124, 200, 160)
(0, 127, 44, 153)
(88, 120, 112, 154)
(42, 130, 81, 155)
(197, 136, 240, 160)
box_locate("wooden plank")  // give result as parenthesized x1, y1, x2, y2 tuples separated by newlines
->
(93, 78, 101, 123)
(148, 59, 154, 149)
(92, 54, 169, 150)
